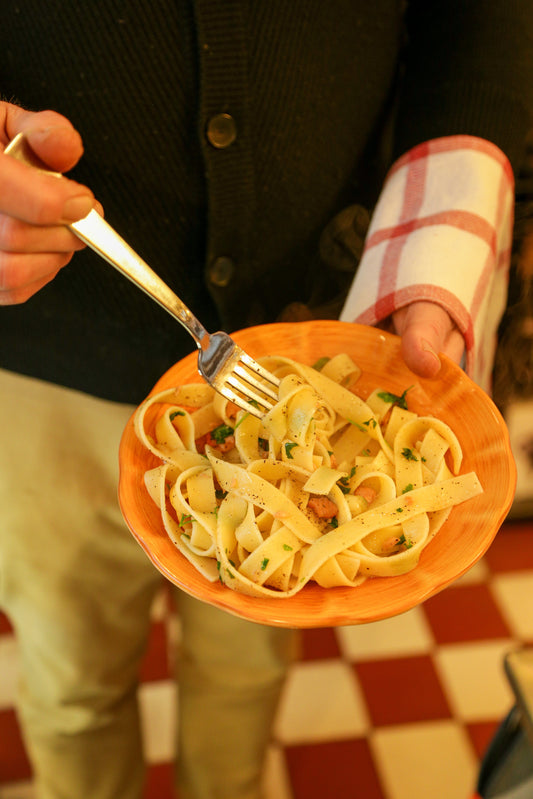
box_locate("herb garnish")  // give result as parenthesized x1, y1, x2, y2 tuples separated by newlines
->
(337, 467, 356, 494)
(211, 423, 234, 444)
(284, 442, 298, 459)
(312, 356, 330, 371)
(397, 533, 414, 549)
(377, 386, 413, 410)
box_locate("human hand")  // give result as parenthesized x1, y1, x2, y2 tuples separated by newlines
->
(0, 103, 97, 305)
(391, 301, 465, 378)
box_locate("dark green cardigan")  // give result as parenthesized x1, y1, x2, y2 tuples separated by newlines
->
(1, 0, 532, 402)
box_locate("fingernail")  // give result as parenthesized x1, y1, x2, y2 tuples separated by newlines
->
(62, 195, 94, 222)
(421, 338, 441, 369)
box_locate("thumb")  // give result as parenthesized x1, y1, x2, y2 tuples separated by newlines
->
(392, 301, 465, 378)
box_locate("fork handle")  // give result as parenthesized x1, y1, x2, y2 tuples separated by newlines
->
(5, 133, 209, 349)
(70, 210, 209, 347)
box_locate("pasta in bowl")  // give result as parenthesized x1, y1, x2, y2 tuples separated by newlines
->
(118, 321, 516, 627)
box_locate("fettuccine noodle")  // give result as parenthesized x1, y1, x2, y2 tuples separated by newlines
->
(134, 353, 483, 598)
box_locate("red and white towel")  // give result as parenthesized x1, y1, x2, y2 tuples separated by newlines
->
(340, 135, 515, 392)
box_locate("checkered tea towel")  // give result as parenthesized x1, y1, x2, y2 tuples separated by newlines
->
(340, 135, 515, 393)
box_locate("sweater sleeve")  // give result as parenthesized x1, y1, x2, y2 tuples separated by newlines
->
(394, 0, 533, 173)
(339, 136, 514, 393)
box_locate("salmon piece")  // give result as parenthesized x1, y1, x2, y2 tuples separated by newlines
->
(195, 434, 208, 454)
(308, 496, 338, 519)
(354, 485, 377, 504)
(226, 402, 242, 418)
(205, 431, 235, 453)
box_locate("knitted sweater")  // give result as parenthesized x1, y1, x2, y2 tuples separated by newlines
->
(1, 0, 532, 402)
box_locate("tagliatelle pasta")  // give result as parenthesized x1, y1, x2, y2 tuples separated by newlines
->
(133, 353, 483, 598)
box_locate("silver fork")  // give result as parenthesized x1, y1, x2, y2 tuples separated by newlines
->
(5, 133, 280, 418)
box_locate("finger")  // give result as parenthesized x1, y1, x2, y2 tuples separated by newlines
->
(0, 251, 73, 302)
(3, 105, 84, 172)
(0, 272, 61, 305)
(0, 215, 86, 254)
(0, 156, 95, 226)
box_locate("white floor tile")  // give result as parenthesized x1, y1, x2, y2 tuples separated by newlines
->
(138, 679, 177, 764)
(492, 572, 533, 638)
(434, 640, 515, 721)
(336, 606, 433, 661)
(371, 720, 477, 799)
(0, 635, 20, 710)
(455, 557, 491, 585)
(273, 660, 369, 744)
(149, 585, 169, 621)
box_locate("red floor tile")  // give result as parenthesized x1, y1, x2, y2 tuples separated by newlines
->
(0, 611, 13, 635)
(285, 738, 384, 799)
(140, 621, 172, 682)
(422, 584, 511, 644)
(355, 655, 452, 726)
(484, 522, 533, 572)
(0, 709, 33, 783)
(143, 762, 176, 799)
(466, 720, 502, 760)
(299, 627, 341, 660)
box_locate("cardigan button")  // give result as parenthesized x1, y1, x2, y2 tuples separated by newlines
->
(209, 256, 235, 287)
(206, 113, 237, 149)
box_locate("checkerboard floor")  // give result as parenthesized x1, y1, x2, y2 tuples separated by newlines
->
(1, 518, 533, 799)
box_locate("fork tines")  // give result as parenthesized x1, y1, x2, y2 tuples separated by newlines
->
(222, 353, 280, 418)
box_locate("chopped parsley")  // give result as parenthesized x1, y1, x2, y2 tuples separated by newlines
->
(402, 483, 414, 493)
(179, 513, 192, 527)
(329, 517, 339, 528)
(401, 447, 418, 462)
(283, 544, 294, 551)
(260, 557, 270, 571)
(337, 468, 356, 494)
(211, 423, 234, 444)
(377, 386, 413, 410)
(258, 437, 269, 451)
(348, 419, 367, 433)
(169, 410, 185, 420)
(215, 489, 228, 500)
(284, 442, 298, 459)
(312, 356, 330, 371)
(397, 533, 414, 549)
(233, 413, 249, 431)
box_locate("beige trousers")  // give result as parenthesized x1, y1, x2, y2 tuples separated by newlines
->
(0, 368, 294, 799)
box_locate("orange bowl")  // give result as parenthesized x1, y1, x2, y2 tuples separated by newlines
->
(118, 320, 516, 628)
